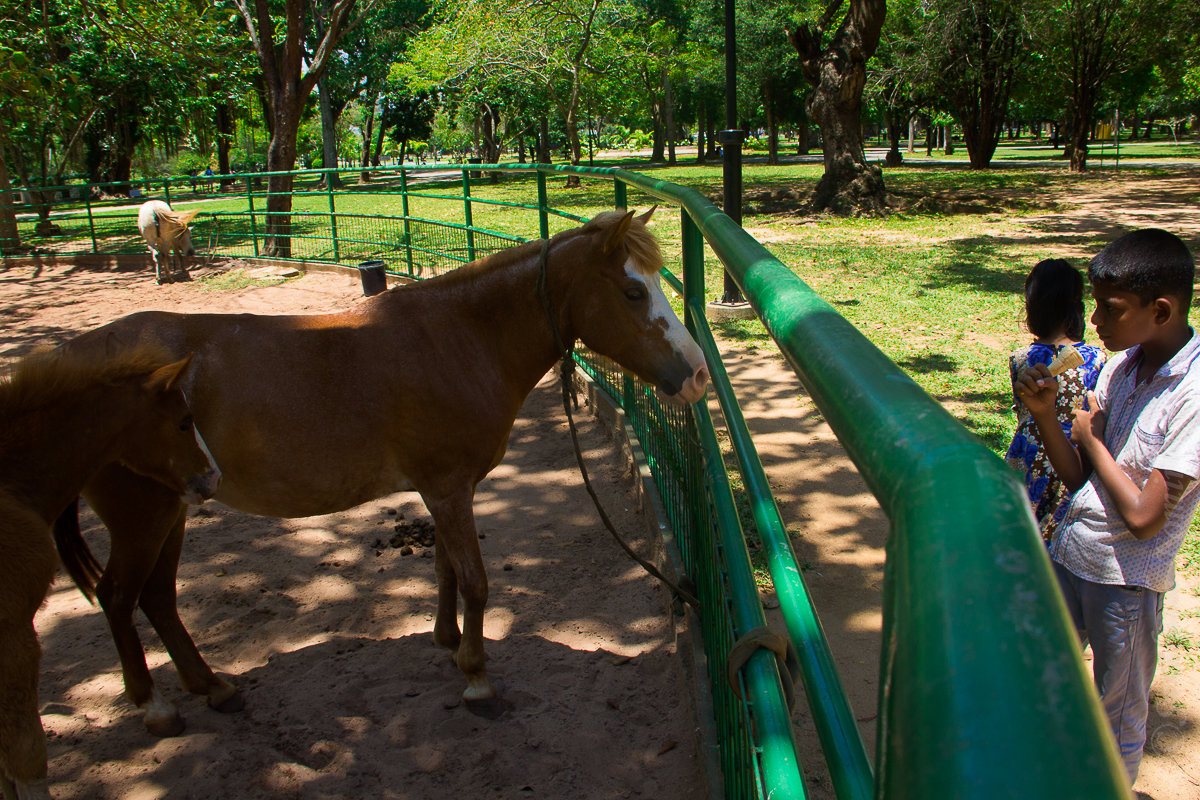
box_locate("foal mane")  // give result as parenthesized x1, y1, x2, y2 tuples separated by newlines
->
(0, 343, 176, 419)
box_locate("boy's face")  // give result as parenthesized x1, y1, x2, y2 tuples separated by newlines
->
(1090, 281, 1167, 352)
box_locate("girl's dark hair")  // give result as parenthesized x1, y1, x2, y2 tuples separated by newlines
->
(1025, 258, 1085, 341)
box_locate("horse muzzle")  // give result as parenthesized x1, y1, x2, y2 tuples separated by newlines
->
(182, 468, 222, 505)
(657, 364, 710, 405)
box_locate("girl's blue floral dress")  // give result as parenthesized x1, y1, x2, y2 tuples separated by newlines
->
(1005, 342, 1106, 537)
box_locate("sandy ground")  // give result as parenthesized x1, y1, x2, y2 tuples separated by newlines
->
(1, 261, 706, 800)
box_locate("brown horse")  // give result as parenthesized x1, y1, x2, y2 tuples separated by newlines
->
(0, 346, 220, 800)
(53, 209, 709, 735)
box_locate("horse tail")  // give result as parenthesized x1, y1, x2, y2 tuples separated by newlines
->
(53, 498, 103, 603)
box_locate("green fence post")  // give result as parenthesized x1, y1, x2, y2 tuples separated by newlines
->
(326, 169, 340, 262)
(462, 169, 476, 262)
(400, 168, 414, 275)
(536, 171, 550, 240)
(245, 174, 259, 257)
(83, 187, 98, 254)
(614, 177, 627, 211)
(163, 178, 171, 206)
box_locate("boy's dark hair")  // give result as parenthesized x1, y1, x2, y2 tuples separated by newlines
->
(1025, 258, 1085, 341)
(1088, 228, 1195, 308)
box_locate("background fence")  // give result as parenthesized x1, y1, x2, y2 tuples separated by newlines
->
(2, 164, 1132, 799)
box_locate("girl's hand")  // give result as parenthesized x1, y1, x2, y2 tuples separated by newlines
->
(1071, 391, 1106, 452)
(1014, 364, 1058, 419)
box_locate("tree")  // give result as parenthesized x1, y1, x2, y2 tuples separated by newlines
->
(1036, 0, 1163, 172)
(922, 0, 1027, 169)
(788, 0, 889, 214)
(403, 0, 636, 186)
(230, 0, 379, 256)
(382, 91, 436, 162)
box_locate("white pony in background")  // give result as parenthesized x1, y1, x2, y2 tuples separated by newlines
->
(137, 200, 197, 284)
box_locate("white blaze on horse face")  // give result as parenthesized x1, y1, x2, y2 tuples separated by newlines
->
(178, 392, 222, 504)
(624, 259, 709, 404)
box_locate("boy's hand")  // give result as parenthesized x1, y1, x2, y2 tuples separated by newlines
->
(1070, 391, 1106, 452)
(1014, 364, 1058, 419)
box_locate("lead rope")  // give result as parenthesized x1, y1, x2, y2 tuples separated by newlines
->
(536, 240, 701, 612)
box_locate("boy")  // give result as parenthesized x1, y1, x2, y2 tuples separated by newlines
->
(1015, 228, 1200, 784)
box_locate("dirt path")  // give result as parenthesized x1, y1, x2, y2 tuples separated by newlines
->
(2, 262, 705, 800)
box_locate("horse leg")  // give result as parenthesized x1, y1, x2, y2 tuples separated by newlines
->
(152, 246, 171, 285)
(137, 512, 241, 713)
(432, 535, 461, 652)
(173, 250, 192, 282)
(83, 465, 188, 736)
(425, 487, 493, 702)
(0, 518, 56, 799)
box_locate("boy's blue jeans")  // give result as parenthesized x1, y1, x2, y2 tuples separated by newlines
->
(1052, 561, 1164, 784)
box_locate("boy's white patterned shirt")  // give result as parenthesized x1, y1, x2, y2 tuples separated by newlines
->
(1050, 329, 1200, 592)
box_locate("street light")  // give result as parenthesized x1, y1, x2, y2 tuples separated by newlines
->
(718, 0, 747, 306)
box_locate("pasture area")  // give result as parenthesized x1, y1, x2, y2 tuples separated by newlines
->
(0, 263, 706, 799)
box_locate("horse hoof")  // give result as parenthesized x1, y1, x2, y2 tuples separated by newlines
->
(144, 712, 185, 738)
(208, 687, 245, 714)
(461, 677, 496, 703)
(464, 695, 508, 720)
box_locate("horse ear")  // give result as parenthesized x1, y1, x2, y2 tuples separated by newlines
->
(637, 205, 656, 226)
(603, 210, 636, 254)
(143, 354, 194, 393)
(177, 210, 199, 226)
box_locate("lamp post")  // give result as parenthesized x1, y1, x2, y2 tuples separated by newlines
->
(718, 0, 747, 305)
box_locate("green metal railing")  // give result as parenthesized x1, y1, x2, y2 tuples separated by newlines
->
(2, 164, 1131, 799)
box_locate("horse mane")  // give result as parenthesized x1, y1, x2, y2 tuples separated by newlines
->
(159, 208, 199, 228)
(0, 343, 177, 419)
(578, 210, 663, 276)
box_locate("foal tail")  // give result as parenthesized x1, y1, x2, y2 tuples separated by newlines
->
(53, 498, 103, 603)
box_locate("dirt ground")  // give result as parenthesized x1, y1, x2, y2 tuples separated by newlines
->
(1, 261, 706, 800)
(4, 169, 1200, 800)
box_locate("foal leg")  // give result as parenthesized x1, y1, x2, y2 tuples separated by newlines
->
(425, 487, 493, 702)
(83, 465, 189, 736)
(137, 511, 241, 712)
(0, 517, 56, 799)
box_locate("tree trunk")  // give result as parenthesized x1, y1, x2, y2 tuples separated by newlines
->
(788, 0, 888, 215)
(0, 135, 20, 254)
(360, 91, 378, 181)
(215, 102, 235, 188)
(885, 110, 903, 166)
(696, 101, 707, 165)
(264, 106, 301, 257)
(538, 117, 550, 163)
(764, 80, 779, 166)
(318, 79, 343, 188)
(662, 65, 676, 165)
(373, 117, 386, 167)
(1067, 88, 1095, 172)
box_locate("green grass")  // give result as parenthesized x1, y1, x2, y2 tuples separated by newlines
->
(191, 268, 299, 291)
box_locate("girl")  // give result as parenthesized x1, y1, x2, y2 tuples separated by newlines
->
(1005, 258, 1106, 535)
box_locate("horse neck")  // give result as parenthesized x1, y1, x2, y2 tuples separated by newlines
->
(416, 239, 581, 401)
(0, 385, 137, 524)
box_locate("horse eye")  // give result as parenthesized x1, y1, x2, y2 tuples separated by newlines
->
(624, 287, 646, 301)
(179, 415, 193, 432)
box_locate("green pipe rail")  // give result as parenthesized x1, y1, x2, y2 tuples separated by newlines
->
(2, 164, 1132, 799)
